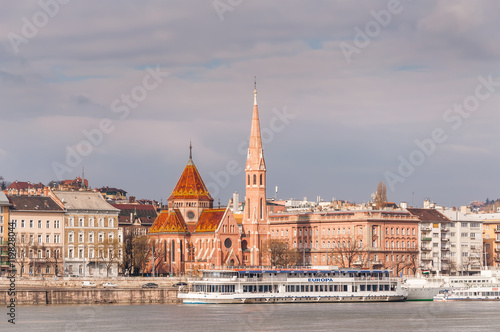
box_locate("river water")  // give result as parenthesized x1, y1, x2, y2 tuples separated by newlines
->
(2, 302, 500, 331)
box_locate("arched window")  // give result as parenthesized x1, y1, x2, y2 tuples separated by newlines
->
(247, 175, 250, 186)
(260, 174, 263, 185)
(247, 199, 250, 218)
(253, 174, 256, 185)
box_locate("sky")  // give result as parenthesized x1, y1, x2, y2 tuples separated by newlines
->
(1, 1, 499, 208)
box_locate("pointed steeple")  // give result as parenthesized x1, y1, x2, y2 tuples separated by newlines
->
(246, 79, 266, 170)
(187, 141, 194, 165)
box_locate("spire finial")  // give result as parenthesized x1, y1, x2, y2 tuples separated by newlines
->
(189, 141, 192, 160)
(253, 77, 257, 106)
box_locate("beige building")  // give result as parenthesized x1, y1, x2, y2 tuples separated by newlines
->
(0, 192, 11, 276)
(52, 191, 121, 277)
(8, 195, 65, 277)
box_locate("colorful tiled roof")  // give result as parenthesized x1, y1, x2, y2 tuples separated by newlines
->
(194, 209, 226, 233)
(168, 159, 213, 201)
(149, 209, 188, 233)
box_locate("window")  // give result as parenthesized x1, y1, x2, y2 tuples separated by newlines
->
(89, 217, 94, 227)
(470, 233, 476, 239)
(21, 220, 25, 228)
(98, 232, 104, 243)
(46, 220, 50, 228)
(69, 217, 74, 227)
(38, 220, 42, 228)
(68, 248, 74, 259)
(54, 220, 60, 228)
(433, 233, 439, 238)
(79, 218, 84, 227)
(89, 248, 94, 259)
(461, 233, 468, 238)
(396, 228, 399, 235)
(402, 228, 405, 236)
(247, 175, 250, 186)
(46, 266, 50, 274)
(99, 218, 104, 227)
(461, 222, 468, 228)
(108, 218, 114, 228)
(260, 174, 263, 185)
(30, 220, 34, 228)
(108, 232, 114, 241)
(470, 222, 480, 228)
(38, 235, 42, 244)
(79, 232, 84, 243)
(68, 232, 74, 243)
(54, 235, 60, 243)
(253, 174, 256, 185)
(294, 229, 297, 236)
(286, 230, 288, 236)
(46, 235, 50, 243)
(79, 248, 84, 259)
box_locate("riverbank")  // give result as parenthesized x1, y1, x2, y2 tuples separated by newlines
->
(0, 276, 183, 305)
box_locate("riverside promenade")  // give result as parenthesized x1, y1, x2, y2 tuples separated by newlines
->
(0, 276, 183, 305)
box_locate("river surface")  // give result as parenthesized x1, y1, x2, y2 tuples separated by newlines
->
(2, 302, 500, 331)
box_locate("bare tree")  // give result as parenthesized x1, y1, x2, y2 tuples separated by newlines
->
(97, 238, 122, 277)
(262, 239, 299, 267)
(373, 181, 388, 208)
(329, 236, 369, 268)
(132, 236, 149, 276)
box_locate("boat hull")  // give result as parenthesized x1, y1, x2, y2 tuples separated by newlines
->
(180, 293, 406, 304)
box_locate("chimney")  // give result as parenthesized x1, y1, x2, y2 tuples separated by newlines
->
(43, 186, 49, 196)
(129, 196, 136, 203)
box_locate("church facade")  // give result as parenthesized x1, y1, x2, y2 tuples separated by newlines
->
(148, 85, 269, 275)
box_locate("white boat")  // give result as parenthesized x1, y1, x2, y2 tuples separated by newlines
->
(404, 272, 500, 301)
(178, 268, 407, 304)
(433, 286, 500, 301)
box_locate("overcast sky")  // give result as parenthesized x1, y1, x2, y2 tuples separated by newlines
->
(1, 1, 499, 207)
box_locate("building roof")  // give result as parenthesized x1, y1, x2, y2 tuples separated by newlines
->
(407, 208, 450, 222)
(194, 209, 226, 233)
(8, 195, 64, 212)
(98, 186, 127, 195)
(8, 181, 44, 190)
(168, 159, 213, 201)
(53, 190, 120, 212)
(112, 203, 157, 226)
(0, 192, 9, 205)
(149, 209, 188, 233)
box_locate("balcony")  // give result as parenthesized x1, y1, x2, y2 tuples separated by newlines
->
(353, 261, 363, 266)
(371, 261, 383, 266)
(441, 238, 450, 242)
(421, 247, 431, 251)
(495, 256, 500, 263)
(494, 228, 500, 233)
(441, 257, 450, 262)
(421, 255, 432, 261)
(441, 246, 450, 251)
(495, 239, 500, 243)
(422, 237, 432, 241)
(441, 228, 450, 232)
(494, 249, 500, 253)
(421, 227, 432, 233)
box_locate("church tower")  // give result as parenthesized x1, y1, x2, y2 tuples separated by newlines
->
(167, 143, 214, 224)
(243, 80, 269, 266)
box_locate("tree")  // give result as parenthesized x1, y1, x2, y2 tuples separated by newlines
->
(329, 236, 369, 268)
(97, 238, 122, 277)
(132, 236, 149, 276)
(373, 181, 387, 208)
(262, 239, 299, 267)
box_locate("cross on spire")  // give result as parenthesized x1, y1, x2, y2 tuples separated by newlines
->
(189, 141, 192, 160)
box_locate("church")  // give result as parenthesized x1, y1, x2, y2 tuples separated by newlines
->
(148, 84, 270, 275)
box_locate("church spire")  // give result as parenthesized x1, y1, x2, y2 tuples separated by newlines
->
(254, 76, 257, 106)
(188, 141, 194, 165)
(247, 79, 265, 169)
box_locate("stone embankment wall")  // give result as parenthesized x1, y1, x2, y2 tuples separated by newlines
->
(0, 276, 186, 305)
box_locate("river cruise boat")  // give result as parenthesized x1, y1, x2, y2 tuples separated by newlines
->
(404, 272, 500, 301)
(178, 268, 407, 304)
(433, 286, 500, 301)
